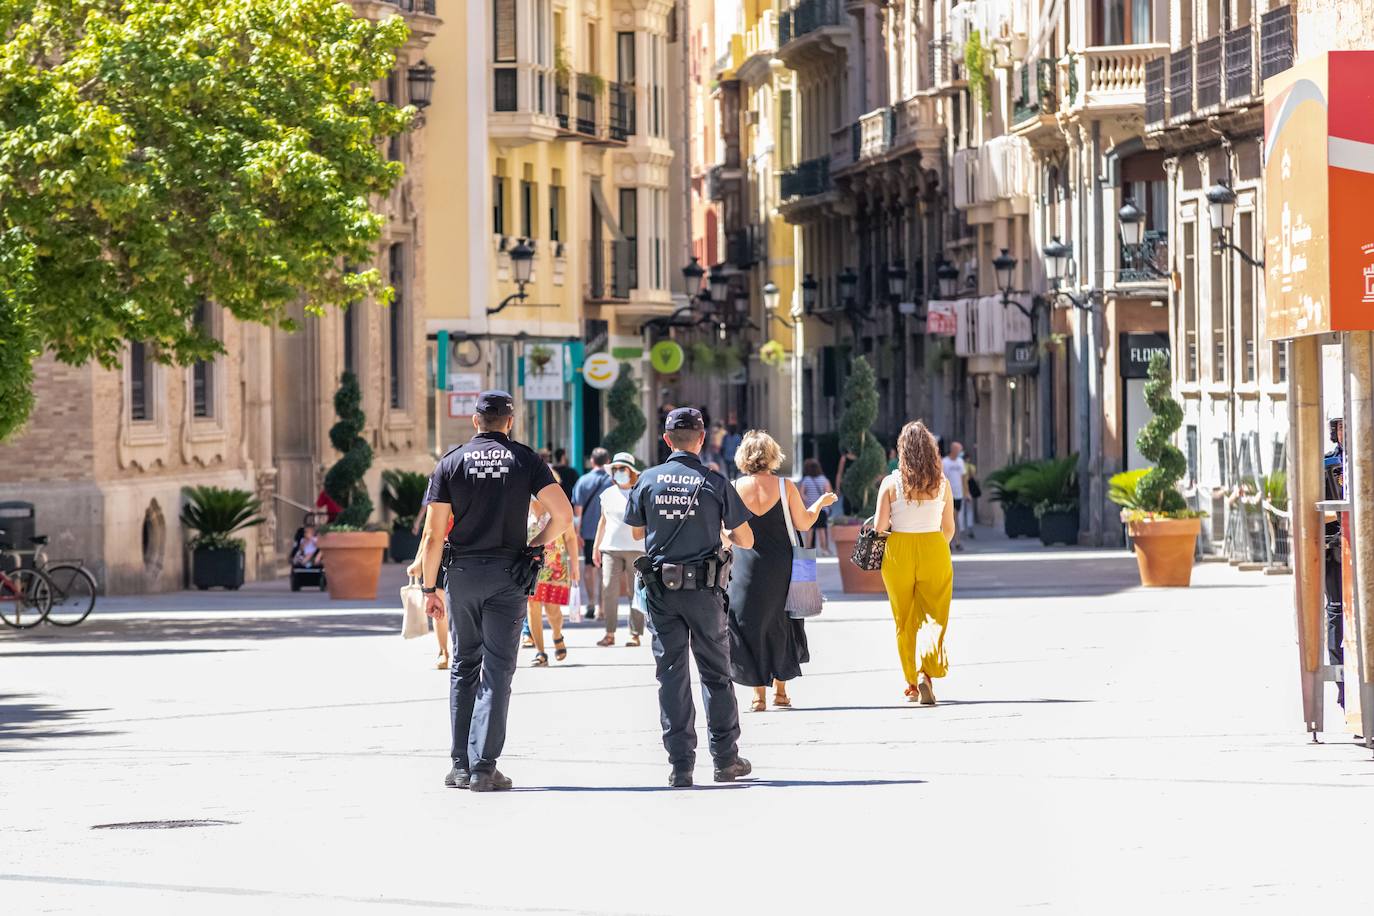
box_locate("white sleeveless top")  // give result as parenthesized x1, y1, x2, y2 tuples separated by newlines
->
(887, 473, 948, 533)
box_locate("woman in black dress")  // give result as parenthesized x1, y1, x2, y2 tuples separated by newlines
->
(728, 431, 838, 711)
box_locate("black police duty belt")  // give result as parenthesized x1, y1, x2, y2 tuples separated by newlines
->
(635, 553, 727, 592)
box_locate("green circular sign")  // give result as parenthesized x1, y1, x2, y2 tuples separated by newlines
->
(650, 340, 685, 374)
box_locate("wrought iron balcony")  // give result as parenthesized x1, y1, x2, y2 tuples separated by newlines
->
(1120, 230, 1169, 284)
(778, 0, 842, 47)
(1168, 46, 1193, 122)
(1225, 24, 1255, 102)
(586, 240, 635, 301)
(554, 75, 631, 144)
(928, 36, 965, 90)
(1260, 5, 1294, 80)
(381, 0, 437, 13)
(1196, 36, 1222, 109)
(1144, 56, 1167, 130)
(779, 156, 831, 200)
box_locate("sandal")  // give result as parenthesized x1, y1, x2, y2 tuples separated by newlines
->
(531, 652, 549, 668)
(596, 634, 615, 647)
(521, 636, 536, 649)
(904, 684, 919, 702)
(626, 634, 641, 648)
(553, 636, 567, 662)
(772, 694, 791, 708)
(749, 697, 767, 713)
(435, 655, 450, 670)
(917, 679, 937, 706)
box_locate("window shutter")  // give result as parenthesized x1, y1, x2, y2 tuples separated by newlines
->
(494, 0, 517, 62)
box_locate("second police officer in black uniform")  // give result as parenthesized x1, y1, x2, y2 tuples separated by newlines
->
(626, 407, 756, 787)
(418, 391, 573, 792)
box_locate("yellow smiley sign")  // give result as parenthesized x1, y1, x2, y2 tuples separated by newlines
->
(582, 352, 621, 390)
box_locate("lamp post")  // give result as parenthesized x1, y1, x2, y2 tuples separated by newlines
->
(487, 239, 542, 314)
(763, 280, 795, 329)
(1041, 237, 1099, 311)
(936, 260, 960, 299)
(1207, 181, 1264, 268)
(992, 248, 1034, 319)
(1117, 198, 1168, 281)
(405, 61, 436, 126)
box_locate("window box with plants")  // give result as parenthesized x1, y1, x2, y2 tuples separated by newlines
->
(180, 486, 265, 590)
(1005, 456, 1080, 546)
(318, 372, 389, 600)
(831, 356, 889, 593)
(1109, 354, 1205, 587)
(987, 460, 1040, 539)
(381, 469, 428, 563)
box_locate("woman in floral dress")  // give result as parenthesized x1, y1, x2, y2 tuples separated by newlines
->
(527, 498, 580, 666)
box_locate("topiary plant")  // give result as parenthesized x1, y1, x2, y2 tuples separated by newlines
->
(602, 363, 646, 455)
(1133, 352, 1188, 517)
(323, 371, 374, 528)
(839, 355, 886, 519)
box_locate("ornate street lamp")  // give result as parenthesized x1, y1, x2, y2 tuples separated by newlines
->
(682, 256, 706, 297)
(993, 248, 1017, 295)
(487, 239, 539, 314)
(837, 267, 858, 308)
(708, 263, 731, 304)
(1207, 181, 1264, 268)
(407, 61, 436, 110)
(763, 280, 795, 329)
(800, 274, 818, 314)
(1118, 199, 1145, 247)
(885, 263, 908, 301)
(1040, 237, 1098, 311)
(936, 260, 960, 299)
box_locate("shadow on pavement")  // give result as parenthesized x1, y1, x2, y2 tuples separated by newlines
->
(1, 613, 398, 646)
(515, 777, 927, 793)
(0, 648, 244, 659)
(0, 693, 117, 751)
(797, 698, 1089, 713)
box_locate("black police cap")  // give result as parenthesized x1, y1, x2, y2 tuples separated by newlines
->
(475, 390, 515, 417)
(664, 407, 704, 431)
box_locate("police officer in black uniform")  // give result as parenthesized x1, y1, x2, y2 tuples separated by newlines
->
(626, 407, 756, 787)
(418, 391, 573, 792)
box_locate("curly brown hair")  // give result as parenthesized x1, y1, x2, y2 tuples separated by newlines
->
(897, 420, 942, 501)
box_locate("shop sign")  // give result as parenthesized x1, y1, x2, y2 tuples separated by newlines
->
(1005, 341, 1039, 375)
(926, 300, 957, 336)
(523, 343, 564, 401)
(1120, 333, 1171, 378)
(649, 340, 685, 374)
(582, 352, 620, 390)
(446, 372, 483, 418)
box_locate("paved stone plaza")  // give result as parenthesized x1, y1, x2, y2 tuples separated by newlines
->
(2, 532, 1371, 914)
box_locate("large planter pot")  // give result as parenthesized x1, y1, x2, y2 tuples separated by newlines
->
(830, 523, 888, 594)
(1038, 510, 1080, 546)
(318, 530, 389, 600)
(388, 526, 422, 564)
(192, 546, 245, 590)
(1002, 503, 1040, 539)
(1127, 517, 1203, 587)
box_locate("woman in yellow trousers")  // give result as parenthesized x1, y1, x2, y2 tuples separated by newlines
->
(875, 420, 957, 705)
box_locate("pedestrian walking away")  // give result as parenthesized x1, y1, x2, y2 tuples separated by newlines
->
(571, 448, 614, 620)
(876, 420, 956, 706)
(592, 452, 646, 647)
(729, 431, 837, 711)
(798, 458, 836, 556)
(526, 500, 579, 666)
(942, 441, 970, 551)
(625, 407, 756, 788)
(416, 390, 573, 793)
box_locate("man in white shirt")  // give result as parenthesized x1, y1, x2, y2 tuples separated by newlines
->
(942, 442, 969, 552)
(592, 452, 647, 647)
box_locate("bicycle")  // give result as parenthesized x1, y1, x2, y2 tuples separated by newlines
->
(0, 562, 52, 629)
(0, 531, 98, 627)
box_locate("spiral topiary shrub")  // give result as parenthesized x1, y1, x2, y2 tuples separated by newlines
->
(601, 364, 646, 456)
(323, 371, 374, 528)
(839, 356, 886, 519)
(1133, 352, 1189, 517)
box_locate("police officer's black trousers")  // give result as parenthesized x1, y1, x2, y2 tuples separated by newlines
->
(446, 559, 528, 773)
(1325, 542, 1345, 707)
(644, 587, 741, 769)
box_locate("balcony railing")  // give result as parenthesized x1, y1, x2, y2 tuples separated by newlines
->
(1144, 56, 1167, 129)
(575, 73, 598, 135)
(1196, 36, 1222, 109)
(1169, 46, 1193, 122)
(1063, 44, 1167, 112)
(587, 240, 635, 301)
(1225, 25, 1255, 101)
(555, 75, 631, 142)
(780, 156, 831, 201)
(892, 94, 938, 149)
(778, 0, 842, 47)
(928, 36, 965, 88)
(1120, 230, 1169, 284)
(1260, 5, 1295, 80)
(608, 82, 633, 140)
(382, 0, 437, 13)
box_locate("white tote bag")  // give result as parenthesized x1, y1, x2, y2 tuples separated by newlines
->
(399, 576, 432, 639)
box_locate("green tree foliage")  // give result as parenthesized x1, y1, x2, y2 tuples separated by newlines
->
(1135, 352, 1188, 515)
(0, 0, 413, 439)
(323, 371, 373, 528)
(601, 364, 646, 457)
(380, 469, 428, 530)
(179, 485, 264, 552)
(964, 30, 992, 114)
(839, 356, 885, 519)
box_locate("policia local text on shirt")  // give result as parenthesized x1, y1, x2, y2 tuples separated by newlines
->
(416, 390, 574, 793)
(626, 407, 756, 788)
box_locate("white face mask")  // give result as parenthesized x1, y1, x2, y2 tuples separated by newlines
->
(613, 469, 632, 486)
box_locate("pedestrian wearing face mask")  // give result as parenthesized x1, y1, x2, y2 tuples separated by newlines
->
(592, 453, 647, 646)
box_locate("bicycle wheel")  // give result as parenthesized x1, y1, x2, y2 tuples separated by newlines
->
(43, 563, 98, 626)
(0, 568, 52, 629)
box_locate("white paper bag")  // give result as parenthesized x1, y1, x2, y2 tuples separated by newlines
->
(400, 577, 432, 639)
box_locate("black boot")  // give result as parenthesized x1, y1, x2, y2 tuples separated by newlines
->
(469, 769, 514, 793)
(444, 765, 471, 789)
(713, 757, 752, 782)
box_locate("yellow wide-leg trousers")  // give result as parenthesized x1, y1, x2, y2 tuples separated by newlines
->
(880, 532, 953, 686)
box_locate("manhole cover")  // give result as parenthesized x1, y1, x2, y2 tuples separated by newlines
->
(91, 819, 236, 830)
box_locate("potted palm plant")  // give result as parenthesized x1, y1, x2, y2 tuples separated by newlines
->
(1007, 455, 1080, 546)
(381, 469, 428, 562)
(180, 486, 265, 590)
(1120, 353, 1204, 586)
(1108, 467, 1151, 547)
(987, 460, 1039, 538)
